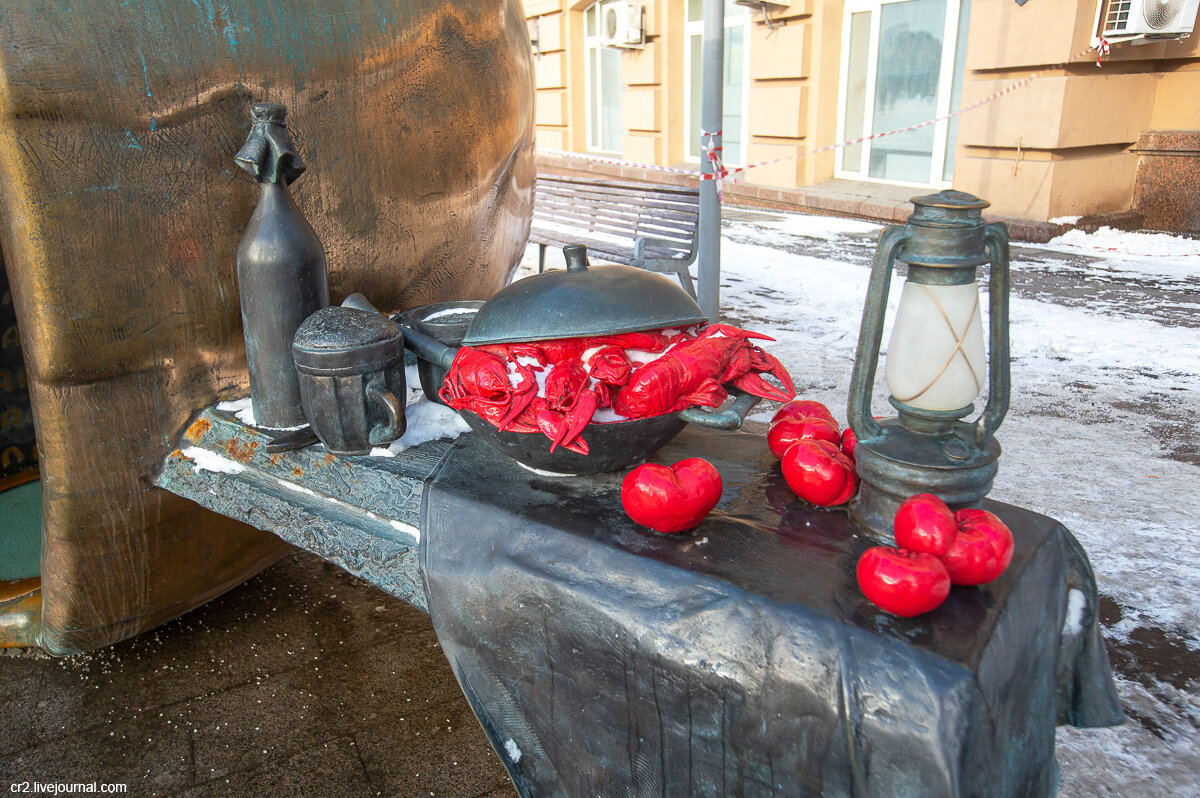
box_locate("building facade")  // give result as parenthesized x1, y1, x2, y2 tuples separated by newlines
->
(523, 0, 1200, 232)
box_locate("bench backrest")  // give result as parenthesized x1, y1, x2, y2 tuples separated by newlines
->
(533, 175, 700, 254)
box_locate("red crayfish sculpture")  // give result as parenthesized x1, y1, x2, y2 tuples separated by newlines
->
(439, 323, 795, 455)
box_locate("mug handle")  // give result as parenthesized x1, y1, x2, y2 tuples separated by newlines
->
(367, 379, 406, 445)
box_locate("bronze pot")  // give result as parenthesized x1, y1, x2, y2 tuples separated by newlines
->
(395, 245, 760, 474)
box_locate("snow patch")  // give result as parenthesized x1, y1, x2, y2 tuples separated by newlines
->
(377, 401, 472, 456)
(389, 520, 420, 542)
(504, 739, 522, 762)
(1037, 226, 1200, 281)
(217, 398, 257, 427)
(1064, 588, 1087, 636)
(215, 397, 304, 430)
(181, 447, 245, 475)
(420, 307, 476, 323)
(276, 479, 317, 498)
(591, 407, 631, 423)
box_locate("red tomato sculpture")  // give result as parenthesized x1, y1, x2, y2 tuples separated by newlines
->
(767, 415, 842, 459)
(840, 427, 857, 461)
(856, 547, 951, 617)
(771, 399, 837, 427)
(621, 458, 723, 534)
(942, 508, 1015, 585)
(780, 439, 858, 507)
(893, 493, 958, 558)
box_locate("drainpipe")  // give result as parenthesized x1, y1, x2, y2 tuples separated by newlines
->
(698, 0, 724, 321)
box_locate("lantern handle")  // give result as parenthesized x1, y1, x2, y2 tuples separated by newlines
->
(975, 223, 1011, 446)
(848, 224, 909, 443)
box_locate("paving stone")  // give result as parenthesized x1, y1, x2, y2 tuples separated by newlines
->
(171, 736, 373, 798)
(182, 610, 456, 780)
(0, 672, 38, 755)
(300, 556, 433, 656)
(0, 709, 192, 793)
(0, 551, 507, 795)
(30, 561, 321, 742)
(353, 696, 514, 798)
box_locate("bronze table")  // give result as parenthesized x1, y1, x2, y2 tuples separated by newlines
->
(159, 405, 1121, 797)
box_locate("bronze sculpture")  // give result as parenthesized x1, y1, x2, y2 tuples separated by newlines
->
(0, 0, 534, 655)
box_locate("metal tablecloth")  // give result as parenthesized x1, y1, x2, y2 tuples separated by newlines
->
(420, 427, 1122, 797)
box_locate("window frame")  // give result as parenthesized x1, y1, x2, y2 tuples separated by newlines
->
(584, 0, 625, 154)
(833, 0, 968, 188)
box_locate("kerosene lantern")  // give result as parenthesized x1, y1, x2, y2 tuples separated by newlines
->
(847, 190, 1011, 541)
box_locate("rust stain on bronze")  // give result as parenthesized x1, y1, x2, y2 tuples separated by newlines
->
(291, 467, 303, 478)
(169, 449, 188, 460)
(269, 453, 283, 466)
(323, 453, 337, 465)
(185, 417, 212, 443)
(223, 438, 259, 464)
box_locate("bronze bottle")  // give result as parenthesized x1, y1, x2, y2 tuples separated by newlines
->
(234, 103, 329, 428)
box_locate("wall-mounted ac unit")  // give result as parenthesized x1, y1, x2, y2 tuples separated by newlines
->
(1100, 0, 1199, 42)
(602, 1, 645, 49)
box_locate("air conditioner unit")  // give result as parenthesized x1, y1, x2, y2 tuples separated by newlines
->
(602, 1, 645, 49)
(1100, 0, 1199, 41)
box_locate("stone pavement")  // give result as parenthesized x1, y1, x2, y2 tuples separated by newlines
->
(0, 551, 515, 797)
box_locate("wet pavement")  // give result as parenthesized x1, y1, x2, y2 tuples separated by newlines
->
(0, 552, 513, 797)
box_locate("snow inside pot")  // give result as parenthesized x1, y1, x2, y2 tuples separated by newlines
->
(394, 301, 484, 405)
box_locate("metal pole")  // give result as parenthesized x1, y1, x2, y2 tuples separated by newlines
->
(698, 0, 724, 321)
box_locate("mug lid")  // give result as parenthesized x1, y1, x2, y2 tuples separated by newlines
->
(293, 306, 403, 375)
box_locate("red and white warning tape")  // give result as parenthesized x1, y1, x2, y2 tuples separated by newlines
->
(538, 43, 1110, 191)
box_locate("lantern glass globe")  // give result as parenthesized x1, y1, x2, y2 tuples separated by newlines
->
(885, 280, 986, 412)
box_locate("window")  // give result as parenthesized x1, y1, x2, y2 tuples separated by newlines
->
(836, 0, 971, 186)
(684, 0, 750, 166)
(585, 1, 624, 153)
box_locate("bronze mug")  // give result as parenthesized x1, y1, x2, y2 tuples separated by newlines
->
(292, 306, 406, 456)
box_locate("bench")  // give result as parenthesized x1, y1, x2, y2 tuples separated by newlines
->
(530, 173, 702, 298)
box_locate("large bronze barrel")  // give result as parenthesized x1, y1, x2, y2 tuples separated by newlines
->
(0, 0, 534, 655)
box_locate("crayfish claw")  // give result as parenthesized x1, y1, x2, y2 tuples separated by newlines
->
(498, 386, 539, 431)
(701, 323, 775, 342)
(732, 372, 793, 403)
(752, 350, 796, 397)
(550, 389, 599, 452)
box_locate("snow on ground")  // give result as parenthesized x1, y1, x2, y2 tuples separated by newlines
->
(1036, 226, 1200, 282)
(520, 207, 1200, 797)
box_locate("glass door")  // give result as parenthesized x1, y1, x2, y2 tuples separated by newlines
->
(684, 0, 750, 166)
(585, 1, 625, 153)
(836, 0, 971, 186)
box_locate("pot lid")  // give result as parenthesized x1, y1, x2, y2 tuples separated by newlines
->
(462, 245, 708, 346)
(293, 306, 403, 375)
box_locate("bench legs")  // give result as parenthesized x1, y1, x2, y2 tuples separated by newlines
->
(639, 262, 698, 300)
(538, 243, 547, 274)
(675, 267, 697, 300)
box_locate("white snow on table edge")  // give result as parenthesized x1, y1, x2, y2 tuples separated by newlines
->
(180, 446, 246, 475)
(215, 398, 305, 430)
